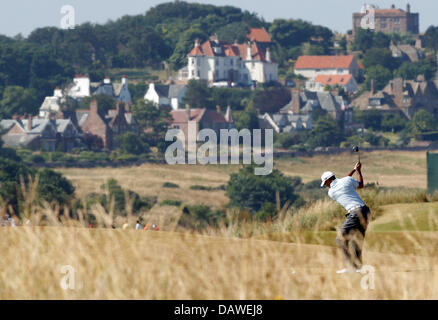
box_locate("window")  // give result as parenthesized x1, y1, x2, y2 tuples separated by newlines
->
(197, 59, 201, 66)
(190, 58, 194, 65)
(191, 70, 195, 76)
(230, 59, 233, 66)
(381, 23, 387, 29)
(197, 71, 200, 77)
(394, 18, 400, 24)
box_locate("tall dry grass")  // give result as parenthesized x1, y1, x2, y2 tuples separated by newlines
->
(2, 190, 438, 299)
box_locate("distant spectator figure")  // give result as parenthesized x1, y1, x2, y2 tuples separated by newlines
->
(135, 220, 142, 230)
(155, 225, 159, 231)
(144, 224, 149, 231)
(89, 223, 94, 228)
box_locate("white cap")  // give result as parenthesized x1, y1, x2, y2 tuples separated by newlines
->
(320, 171, 335, 188)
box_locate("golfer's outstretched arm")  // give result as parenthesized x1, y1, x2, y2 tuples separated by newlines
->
(356, 163, 364, 189)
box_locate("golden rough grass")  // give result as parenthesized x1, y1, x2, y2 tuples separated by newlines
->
(1, 226, 437, 300)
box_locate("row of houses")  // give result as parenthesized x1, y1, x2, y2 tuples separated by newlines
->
(1, 100, 136, 152)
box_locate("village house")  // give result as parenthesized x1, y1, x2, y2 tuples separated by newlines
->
(306, 74, 359, 94)
(0, 116, 79, 152)
(353, 4, 419, 36)
(144, 83, 187, 110)
(76, 100, 136, 150)
(351, 77, 438, 120)
(40, 75, 133, 117)
(280, 90, 347, 121)
(389, 41, 423, 63)
(258, 113, 313, 134)
(169, 106, 234, 143)
(294, 55, 363, 80)
(184, 28, 278, 85)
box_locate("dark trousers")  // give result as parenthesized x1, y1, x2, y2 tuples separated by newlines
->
(336, 205, 371, 269)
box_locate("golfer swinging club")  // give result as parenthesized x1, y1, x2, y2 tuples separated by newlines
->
(320, 161, 371, 274)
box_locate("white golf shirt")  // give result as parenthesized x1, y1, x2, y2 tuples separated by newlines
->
(328, 176, 365, 213)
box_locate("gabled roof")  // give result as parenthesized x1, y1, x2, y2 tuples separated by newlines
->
(171, 108, 229, 124)
(246, 28, 271, 42)
(189, 40, 269, 62)
(295, 55, 357, 70)
(314, 74, 354, 86)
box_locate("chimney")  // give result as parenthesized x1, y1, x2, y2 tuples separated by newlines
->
(185, 104, 191, 121)
(216, 105, 221, 113)
(391, 4, 396, 9)
(247, 42, 252, 60)
(27, 114, 32, 131)
(12, 114, 18, 120)
(195, 38, 200, 47)
(370, 79, 376, 94)
(407, 3, 411, 13)
(122, 75, 128, 86)
(266, 47, 271, 62)
(291, 91, 301, 114)
(116, 101, 125, 116)
(225, 106, 233, 123)
(90, 99, 98, 114)
(104, 76, 111, 84)
(124, 102, 130, 113)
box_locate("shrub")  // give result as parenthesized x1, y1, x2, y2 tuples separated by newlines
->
(160, 199, 182, 207)
(179, 204, 226, 230)
(163, 182, 179, 188)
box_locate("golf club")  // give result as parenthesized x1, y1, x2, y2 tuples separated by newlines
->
(352, 145, 360, 164)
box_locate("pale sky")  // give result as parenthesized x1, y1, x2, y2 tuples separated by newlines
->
(0, 0, 434, 37)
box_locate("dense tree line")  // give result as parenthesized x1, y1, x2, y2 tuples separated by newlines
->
(0, 1, 336, 115)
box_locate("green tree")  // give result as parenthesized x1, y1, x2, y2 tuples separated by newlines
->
(410, 110, 437, 134)
(226, 166, 300, 213)
(182, 80, 212, 109)
(365, 65, 393, 91)
(354, 109, 382, 130)
(0, 86, 39, 117)
(37, 169, 75, 205)
(381, 113, 407, 132)
(394, 60, 436, 80)
(425, 26, 438, 67)
(307, 116, 344, 148)
(235, 103, 259, 131)
(82, 94, 117, 114)
(131, 99, 172, 150)
(117, 132, 149, 155)
(363, 48, 398, 71)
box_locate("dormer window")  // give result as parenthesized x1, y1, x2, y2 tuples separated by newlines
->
(369, 98, 382, 107)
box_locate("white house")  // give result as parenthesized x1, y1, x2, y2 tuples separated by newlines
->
(39, 75, 133, 117)
(67, 75, 91, 98)
(185, 29, 278, 85)
(306, 74, 359, 93)
(144, 83, 187, 110)
(294, 55, 363, 80)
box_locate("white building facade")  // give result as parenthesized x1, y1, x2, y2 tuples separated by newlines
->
(186, 36, 278, 85)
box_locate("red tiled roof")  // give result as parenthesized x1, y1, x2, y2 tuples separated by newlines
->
(295, 55, 356, 70)
(171, 109, 205, 123)
(374, 9, 404, 14)
(188, 41, 215, 56)
(171, 108, 228, 124)
(189, 41, 267, 61)
(314, 74, 353, 85)
(246, 28, 271, 42)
